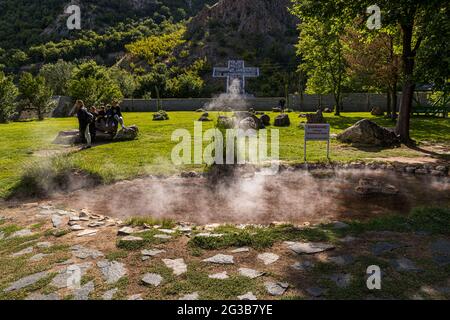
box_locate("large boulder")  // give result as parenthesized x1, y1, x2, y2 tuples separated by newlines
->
(337, 119, 400, 147)
(260, 114, 271, 126)
(114, 125, 139, 141)
(153, 111, 169, 121)
(274, 114, 290, 127)
(306, 110, 326, 124)
(355, 178, 399, 196)
(198, 112, 212, 122)
(371, 107, 384, 116)
(239, 116, 264, 130)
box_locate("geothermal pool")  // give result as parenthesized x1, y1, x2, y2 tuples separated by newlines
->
(54, 169, 450, 225)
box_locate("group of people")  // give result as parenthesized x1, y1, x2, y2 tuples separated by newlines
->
(73, 100, 127, 148)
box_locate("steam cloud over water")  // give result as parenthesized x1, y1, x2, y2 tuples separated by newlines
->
(203, 79, 248, 111)
(54, 169, 450, 225)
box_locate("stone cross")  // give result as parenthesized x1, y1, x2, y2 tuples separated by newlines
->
(213, 60, 260, 94)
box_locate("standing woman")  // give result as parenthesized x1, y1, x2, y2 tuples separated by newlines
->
(74, 100, 93, 149)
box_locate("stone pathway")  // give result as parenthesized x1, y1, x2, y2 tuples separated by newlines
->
(163, 258, 187, 276)
(97, 260, 127, 284)
(203, 254, 234, 264)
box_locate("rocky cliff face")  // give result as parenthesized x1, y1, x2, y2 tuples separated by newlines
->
(190, 0, 296, 35)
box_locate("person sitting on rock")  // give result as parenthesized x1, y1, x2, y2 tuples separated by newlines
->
(105, 104, 114, 129)
(74, 100, 94, 149)
(111, 100, 127, 130)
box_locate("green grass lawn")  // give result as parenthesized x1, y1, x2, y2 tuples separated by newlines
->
(0, 112, 449, 197)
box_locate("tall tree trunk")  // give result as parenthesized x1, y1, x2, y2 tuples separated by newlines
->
(391, 84, 398, 117)
(386, 88, 392, 116)
(396, 23, 418, 144)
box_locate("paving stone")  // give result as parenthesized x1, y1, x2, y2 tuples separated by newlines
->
(238, 292, 257, 300)
(88, 221, 105, 228)
(73, 281, 95, 300)
(265, 282, 288, 296)
(25, 292, 60, 300)
(118, 227, 134, 235)
(179, 292, 199, 300)
(306, 287, 327, 297)
(239, 268, 264, 279)
(209, 272, 229, 280)
(431, 239, 450, 256)
(141, 249, 166, 257)
(36, 242, 52, 248)
(195, 233, 224, 238)
(291, 261, 315, 271)
(4, 271, 49, 292)
(231, 247, 250, 253)
(102, 288, 118, 300)
(11, 246, 33, 257)
(176, 226, 192, 233)
(76, 229, 98, 237)
(159, 229, 176, 234)
(203, 254, 234, 264)
(128, 294, 143, 300)
(391, 258, 421, 272)
(371, 242, 403, 256)
(120, 235, 144, 242)
(70, 225, 85, 231)
(142, 273, 163, 287)
(97, 260, 127, 284)
(257, 253, 279, 265)
(327, 254, 355, 266)
(286, 242, 335, 254)
(333, 221, 349, 229)
(51, 262, 93, 289)
(71, 245, 104, 259)
(329, 273, 352, 288)
(10, 229, 34, 238)
(29, 253, 48, 262)
(163, 258, 187, 275)
(154, 234, 172, 240)
(52, 215, 65, 228)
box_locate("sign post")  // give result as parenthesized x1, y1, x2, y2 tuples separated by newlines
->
(303, 124, 331, 162)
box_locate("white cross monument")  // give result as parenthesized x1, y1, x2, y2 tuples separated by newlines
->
(213, 60, 260, 95)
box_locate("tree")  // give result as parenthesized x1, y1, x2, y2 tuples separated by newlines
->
(39, 60, 75, 96)
(343, 26, 401, 116)
(0, 71, 18, 123)
(108, 67, 137, 98)
(291, 0, 449, 143)
(296, 17, 348, 115)
(18, 73, 54, 121)
(68, 61, 123, 106)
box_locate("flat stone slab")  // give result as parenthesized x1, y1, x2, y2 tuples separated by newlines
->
(4, 271, 49, 292)
(154, 234, 172, 240)
(431, 239, 450, 265)
(142, 273, 163, 287)
(371, 242, 403, 256)
(327, 255, 355, 266)
(10, 229, 34, 238)
(231, 247, 250, 253)
(73, 281, 95, 300)
(265, 282, 289, 296)
(306, 287, 327, 297)
(291, 260, 315, 271)
(238, 292, 257, 300)
(121, 236, 144, 242)
(29, 253, 48, 262)
(159, 229, 176, 234)
(195, 233, 224, 238)
(128, 294, 143, 300)
(76, 229, 98, 237)
(391, 258, 421, 272)
(71, 245, 104, 259)
(203, 254, 234, 264)
(179, 292, 199, 300)
(97, 260, 127, 284)
(286, 242, 335, 254)
(141, 249, 166, 257)
(102, 288, 118, 300)
(257, 253, 279, 265)
(36, 242, 52, 248)
(163, 258, 187, 275)
(52, 215, 66, 228)
(239, 268, 264, 279)
(70, 225, 84, 231)
(12, 246, 33, 257)
(329, 273, 352, 288)
(209, 272, 229, 280)
(51, 262, 93, 289)
(26, 292, 60, 300)
(118, 227, 135, 235)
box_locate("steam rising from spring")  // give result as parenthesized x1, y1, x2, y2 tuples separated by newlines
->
(204, 79, 248, 111)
